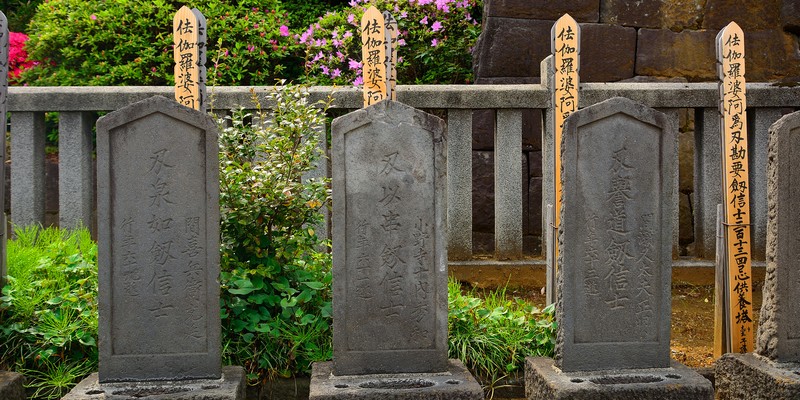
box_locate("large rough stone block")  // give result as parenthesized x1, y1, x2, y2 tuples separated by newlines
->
(472, 151, 495, 233)
(715, 353, 800, 400)
(525, 357, 713, 400)
(0, 371, 24, 400)
(600, 0, 704, 30)
(331, 100, 448, 376)
(744, 30, 800, 82)
(556, 97, 677, 372)
(485, 0, 599, 22)
(96, 95, 221, 382)
(579, 23, 636, 82)
(783, 0, 800, 33)
(309, 360, 482, 400)
(636, 29, 717, 81)
(62, 366, 245, 400)
(472, 17, 552, 79)
(702, 0, 781, 30)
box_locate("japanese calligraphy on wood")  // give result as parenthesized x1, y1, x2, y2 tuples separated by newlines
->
(716, 21, 754, 354)
(97, 96, 220, 382)
(174, 6, 207, 111)
(551, 14, 579, 278)
(383, 11, 398, 101)
(361, 6, 386, 107)
(557, 97, 675, 372)
(332, 101, 447, 375)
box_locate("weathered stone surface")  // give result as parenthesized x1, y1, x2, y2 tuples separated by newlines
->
(472, 109, 495, 150)
(96, 95, 221, 382)
(472, 151, 494, 233)
(485, 0, 599, 22)
(580, 23, 636, 82)
(0, 371, 24, 400)
(744, 30, 800, 82)
(600, 0, 705, 29)
(309, 360, 482, 400)
(525, 357, 713, 400)
(331, 100, 448, 375)
(528, 177, 543, 237)
(755, 111, 800, 362)
(556, 97, 676, 371)
(636, 29, 717, 81)
(783, 0, 800, 33)
(472, 17, 552, 79)
(715, 353, 800, 400)
(62, 366, 245, 400)
(702, 0, 781, 30)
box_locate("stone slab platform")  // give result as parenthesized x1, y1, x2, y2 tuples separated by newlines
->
(525, 357, 713, 400)
(0, 370, 25, 400)
(715, 353, 800, 400)
(62, 365, 245, 400)
(309, 359, 482, 400)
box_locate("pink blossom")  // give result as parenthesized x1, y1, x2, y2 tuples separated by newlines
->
(332, 30, 339, 38)
(431, 21, 443, 31)
(247, 45, 256, 52)
(321, 65, 330, 75)
(313, 52, 324, 62)
(332, 68, 342, 77)
(397, 38, 406, 46)
(431, 38, 439, 46)
(420, 16, 428, 25)
(352, 76, 364, 86)
(332, 39, 342, 48)
(347, 13, 356, 25)
(90, 14, 97, 21)
(279, 25, 290, 36)
(343, 31, 353, 39)
(435, 0, 450, 12)
(348, 59, 362, 70)
(398, 56, 404, 63)
(400, 11, 408, 18)
(336, 51, 345, 61)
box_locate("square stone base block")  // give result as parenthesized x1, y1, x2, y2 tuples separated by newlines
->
(715, 353, 800, 400)
(0, 370, 25, 400)
(62, 365, 245, 400)
(309, 359, 483, 399)
(525, 357, 713, 400)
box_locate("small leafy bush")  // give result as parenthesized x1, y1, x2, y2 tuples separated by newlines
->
(298, 0, 482, 86)
(0, 226, 98, 400)
(217, 83, 333, 383)
(20, 0, 300, 86)
(448, 279, 556, 393)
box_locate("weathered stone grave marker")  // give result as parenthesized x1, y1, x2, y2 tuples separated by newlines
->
(526, 97, 712, 400)
(546, 13, 580, 305)
(715, 110, 800, 399)
(713, 21, 755, 356)
(0, 12, 25, 400)
(62, 96, 243, 399)
(174, 6, 207, 111)
(308, 100, 481, 399)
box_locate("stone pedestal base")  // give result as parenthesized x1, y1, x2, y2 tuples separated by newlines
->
(525, 357, 713, 400)
(0, 370, 25, 400)
(715, 353, 800, 400)
(62, 365, 245, 400)
(309, 359, 482, 400)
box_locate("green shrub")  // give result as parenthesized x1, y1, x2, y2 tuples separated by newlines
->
(217, 83, 333, 383)
(298, 0, 482, 86)
(448, 279, 556, 394)
(2, 0, 45, 31)
(0, 226, 98, 400)
(20, 0, 300, 86)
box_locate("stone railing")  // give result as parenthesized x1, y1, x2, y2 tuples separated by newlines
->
(7, 83, 800, 265)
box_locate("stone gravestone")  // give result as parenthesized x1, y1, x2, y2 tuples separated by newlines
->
(308, 100, 481, 399)
(0, 11, 25, 400)
(715, 110, 800, 400)
(525, 97, 712, 400)
(62, 96, 243, 400)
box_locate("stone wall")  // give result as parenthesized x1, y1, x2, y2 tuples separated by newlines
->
(470, 0, 800, 256)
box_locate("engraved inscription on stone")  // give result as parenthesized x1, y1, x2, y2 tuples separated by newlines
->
(558, 97, 675, 372)
(97, 95, 220, 382)
(332, 100, 447, 375)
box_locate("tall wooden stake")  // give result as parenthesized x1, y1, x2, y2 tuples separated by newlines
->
(383, 11, 398, 101)
(361, 6, 387, 107)
(551, 14, 579, 294)
(174, 6, 206, 111)
(716, 21, 754, 354)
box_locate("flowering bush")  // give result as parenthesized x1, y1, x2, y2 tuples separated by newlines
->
(298, 0, 482, 86)
(8, 32, 37, 83)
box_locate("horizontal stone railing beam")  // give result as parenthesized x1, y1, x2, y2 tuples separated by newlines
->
(9, 83, 800, 112)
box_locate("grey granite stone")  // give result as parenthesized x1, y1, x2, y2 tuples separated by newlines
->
(58, 111, 95, 232)
(10, 111, 46, 227)
(331, 100, 448, 375)
(309, 359, 482, 400)
(61, 366, 245, 400)
(447, 109, 473, 260)
(756, 110, 800, 363)
(525, 357, 713, 400)
(557, 97, 677, 372)
(0, 11, 8, 286)
(96, 95, 221, 382)
(715, 353, 800, 400)
(0, 370, 25, 400)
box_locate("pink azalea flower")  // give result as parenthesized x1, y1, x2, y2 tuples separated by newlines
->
(348, 58, 362, 70)
(343, 31, 353, 39)
(431, 21, 442, 31)
(397, 38, 406, 46)
(321, 65, 330, 75)
(90, 14, 97, 20)
(352, 76, 364, 86)
(420, 16, 428, 25)
(431, 38, 438, 46)
(347, 13, 356, 24)
(279, 25, 290, 36)
(332, 68, 342, 77)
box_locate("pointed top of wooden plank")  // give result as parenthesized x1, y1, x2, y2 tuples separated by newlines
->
(551, 14, 579, 55)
